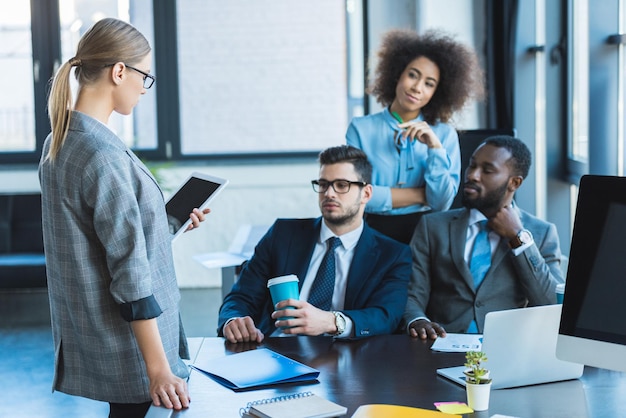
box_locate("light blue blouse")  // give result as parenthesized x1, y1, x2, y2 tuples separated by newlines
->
(346, 107, 461, 215)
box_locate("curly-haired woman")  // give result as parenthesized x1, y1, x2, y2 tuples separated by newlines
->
(346, 29, 485, 244)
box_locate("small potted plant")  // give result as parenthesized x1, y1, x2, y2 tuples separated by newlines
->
(464, 351, 492, 411)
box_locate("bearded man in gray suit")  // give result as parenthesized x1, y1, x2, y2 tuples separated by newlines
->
(404, 135, 564, 339)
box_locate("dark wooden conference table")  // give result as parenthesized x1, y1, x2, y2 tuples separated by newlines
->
(146, 335, 626, 418)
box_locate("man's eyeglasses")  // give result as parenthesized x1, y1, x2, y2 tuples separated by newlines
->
(311, 179, 368, 194)
(125, 64, 156, 89)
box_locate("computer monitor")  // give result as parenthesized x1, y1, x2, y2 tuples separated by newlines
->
(556, 175, 626, 372)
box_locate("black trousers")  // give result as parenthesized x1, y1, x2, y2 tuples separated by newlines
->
(364, 211, 430, 245)
(109, 401, 152, 418)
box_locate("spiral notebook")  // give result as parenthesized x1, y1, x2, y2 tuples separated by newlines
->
(240, 392, 347, 418)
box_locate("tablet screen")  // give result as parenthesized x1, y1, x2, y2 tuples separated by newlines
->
(165, 172, 228, 240)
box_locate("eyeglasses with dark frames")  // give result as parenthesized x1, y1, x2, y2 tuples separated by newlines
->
(125, 64, 156, 89)
(311, 179, 368, 194)
(104, 63, 156, 89)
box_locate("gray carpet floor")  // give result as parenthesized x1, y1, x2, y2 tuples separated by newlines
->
(0, 287, 221, 418)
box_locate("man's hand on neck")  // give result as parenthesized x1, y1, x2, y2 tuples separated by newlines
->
(486, 204, 523, 240)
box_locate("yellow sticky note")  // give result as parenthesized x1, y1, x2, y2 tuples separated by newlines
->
(434, 401, 474, 414)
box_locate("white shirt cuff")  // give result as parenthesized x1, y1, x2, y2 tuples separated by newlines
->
(511, 239, 533, 256)
(406, 316, 430, 333)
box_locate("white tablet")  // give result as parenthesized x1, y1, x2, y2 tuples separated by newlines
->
(165, 172, 228, 241)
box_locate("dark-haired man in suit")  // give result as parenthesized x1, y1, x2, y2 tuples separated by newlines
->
(218, 145, 411, 343)
(404, 136, 564, 339)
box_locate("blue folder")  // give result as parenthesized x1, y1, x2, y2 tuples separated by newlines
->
(191, 348, 320, 391)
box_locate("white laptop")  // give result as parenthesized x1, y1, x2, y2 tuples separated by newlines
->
(437, 304, 584, 389)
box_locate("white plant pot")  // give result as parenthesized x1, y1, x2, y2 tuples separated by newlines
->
(466, 381, 492, 411)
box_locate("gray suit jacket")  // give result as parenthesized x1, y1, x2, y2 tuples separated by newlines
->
(403, 207, 564, 333)
(39, 111, 188, 403)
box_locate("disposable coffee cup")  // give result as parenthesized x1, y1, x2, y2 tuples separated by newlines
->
(555, 283, 565, 304)
(267, 275, 299, 327)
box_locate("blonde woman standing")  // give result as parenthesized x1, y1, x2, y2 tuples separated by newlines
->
(39, 18, 206, 417)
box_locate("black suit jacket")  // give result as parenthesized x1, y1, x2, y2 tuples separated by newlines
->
(218, 217, 411, 337)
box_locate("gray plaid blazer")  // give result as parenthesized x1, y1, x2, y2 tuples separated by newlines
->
(39, 111, 189, 403)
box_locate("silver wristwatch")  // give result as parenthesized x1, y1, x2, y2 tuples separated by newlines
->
(331, 311, 346, 336)
(509, 228, 533, 249)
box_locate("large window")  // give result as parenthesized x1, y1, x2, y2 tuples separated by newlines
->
(0, 0, 361, 164)
(0, 0, 157, 164)
(570, 0, 626, 180)
(566, 0, 589, 182)
(58, 0, 157, 150)
(176, 0, 350, 157)
(0, 1, 36, 153)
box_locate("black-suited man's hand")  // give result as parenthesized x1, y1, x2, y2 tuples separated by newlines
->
(223, 316, 264, 344)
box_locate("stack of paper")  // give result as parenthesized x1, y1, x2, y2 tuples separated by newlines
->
(429, 333, 482, 352)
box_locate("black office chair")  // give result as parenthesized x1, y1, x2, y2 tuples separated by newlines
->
(450, 128, 516, 209)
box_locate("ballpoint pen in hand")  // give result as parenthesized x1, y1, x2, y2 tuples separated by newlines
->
(391, 111, 403, 124)
(391, 111, 408, 145)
